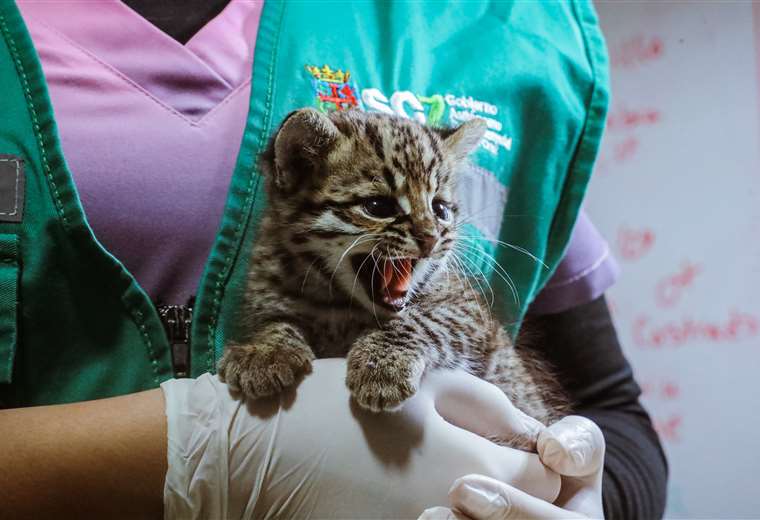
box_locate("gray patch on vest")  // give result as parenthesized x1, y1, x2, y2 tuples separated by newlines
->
(0, 156, 24, 223)
(456, 163, 508, 241)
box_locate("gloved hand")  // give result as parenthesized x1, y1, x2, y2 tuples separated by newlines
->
(161, 358, 562, 519)
(419, 416, 606, 519)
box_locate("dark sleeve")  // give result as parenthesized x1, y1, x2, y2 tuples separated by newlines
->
(527, 295, 669, 519)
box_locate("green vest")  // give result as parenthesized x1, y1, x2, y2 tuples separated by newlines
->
(0, 1, 608, 406)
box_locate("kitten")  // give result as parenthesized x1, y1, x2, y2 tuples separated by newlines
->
(218, 108, 568, 449)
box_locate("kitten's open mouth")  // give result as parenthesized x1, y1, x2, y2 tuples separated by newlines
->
(351, 255, 418, 312)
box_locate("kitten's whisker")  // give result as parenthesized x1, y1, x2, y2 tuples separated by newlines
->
(389, 247, 408, 278)
(457, 243, 519, 306)
(453, 206, 540, 232)
(457, 235, 548, 269)
(452, 256, 485, 319)
(388, 247, 399, 276)
(331, 233, 381, 279)
(453, 200, 512, 230)
(300, 256, 322, 295)
(444, 253, 472, 307)
(450, 249, 495, 308)
(349, 243, 380, 313)
(369, 248, 382, 328)
(468, 260, 497, 308)
(329, 234, 381, 299)
(455, 241, 520, 306)
(448, 253, 491, 325)
(466, 259, 499, 322)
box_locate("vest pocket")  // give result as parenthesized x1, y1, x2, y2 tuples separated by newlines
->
(0, 234, 19, 383)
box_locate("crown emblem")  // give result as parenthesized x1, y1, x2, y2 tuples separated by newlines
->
(305, 64, 351, 84)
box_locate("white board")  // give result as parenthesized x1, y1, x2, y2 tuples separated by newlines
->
(588, 3, 760, 518)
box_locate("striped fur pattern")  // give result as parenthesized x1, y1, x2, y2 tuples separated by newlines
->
(217, 109, 568, 449)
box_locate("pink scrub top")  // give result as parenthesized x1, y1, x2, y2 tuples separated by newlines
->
(17, 0, 617, 312)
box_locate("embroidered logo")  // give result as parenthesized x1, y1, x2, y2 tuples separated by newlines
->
(303, 64, 512, 159)
(305, 64, 363, 112)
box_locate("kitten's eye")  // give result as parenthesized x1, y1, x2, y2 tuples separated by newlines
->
(432, 199, 452, 222)
(362, 196, 399, 219)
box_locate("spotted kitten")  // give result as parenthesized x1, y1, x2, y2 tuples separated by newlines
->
(218, 108, 568, 449)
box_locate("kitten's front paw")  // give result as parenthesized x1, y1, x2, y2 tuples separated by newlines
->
(346, 348, 425, 412)
(218, 342, 314, 399)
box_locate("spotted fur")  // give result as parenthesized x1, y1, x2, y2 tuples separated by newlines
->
(218, 109, 568, 449)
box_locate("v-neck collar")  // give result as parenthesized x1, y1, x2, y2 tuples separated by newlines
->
(185, 1, 261, 90)
(19, 0, 262, 121)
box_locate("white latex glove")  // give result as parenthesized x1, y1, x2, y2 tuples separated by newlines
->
(419, 416, 606, 520)
(161, 358, 562, 519)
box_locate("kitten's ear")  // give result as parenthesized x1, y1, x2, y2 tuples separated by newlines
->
(441, 119, 487, 162)
(270, 108, 342, 191)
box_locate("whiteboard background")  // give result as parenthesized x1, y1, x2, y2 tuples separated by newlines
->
(589, 2, 760, 518)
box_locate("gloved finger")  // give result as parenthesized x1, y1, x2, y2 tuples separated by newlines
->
(537, 416, 605, 477)
(424, 369, 544, 447)
(449, 474, 587, 520)
(418, 506, 471, 520)
(162, 374, 237, 520)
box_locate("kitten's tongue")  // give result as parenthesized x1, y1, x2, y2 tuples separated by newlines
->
(381, 258, 413, 297)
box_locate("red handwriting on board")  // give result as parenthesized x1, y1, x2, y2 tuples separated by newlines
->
(598, 107, 661, 169)
(633, 311, 760, 348)
(606, 107, 662, 133)
(655, 262, 702, 308)
(653, 414, 683, 443)
(594, 137, 639, 174)
(613, 136, 639, 164)
(661, 382, 680, 399)
(642, 381, 683, 443)
(617, 226, 656, 261)
(610, 35, 664, 69)
(641, 380, 681, 400)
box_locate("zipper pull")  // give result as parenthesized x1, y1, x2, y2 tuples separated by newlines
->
(157, 304, 193, 378)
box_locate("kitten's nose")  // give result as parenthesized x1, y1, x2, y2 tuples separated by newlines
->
(415, 234, 439, 257)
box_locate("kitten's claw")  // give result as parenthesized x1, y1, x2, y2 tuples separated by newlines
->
(350, 380, 413, 412)
(218, 342, 314, 399)
(346, 351, 425, 412)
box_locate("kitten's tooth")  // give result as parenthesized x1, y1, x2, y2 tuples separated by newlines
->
(382, 259, 394, 290)
(381, 293, 405, 310)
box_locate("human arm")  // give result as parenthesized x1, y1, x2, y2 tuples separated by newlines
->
(0, 389, 167, 520)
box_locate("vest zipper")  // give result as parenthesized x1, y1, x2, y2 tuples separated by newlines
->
(157, 304, 193, 378)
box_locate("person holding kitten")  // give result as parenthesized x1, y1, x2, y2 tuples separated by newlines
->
(0, 1, 667, 519)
